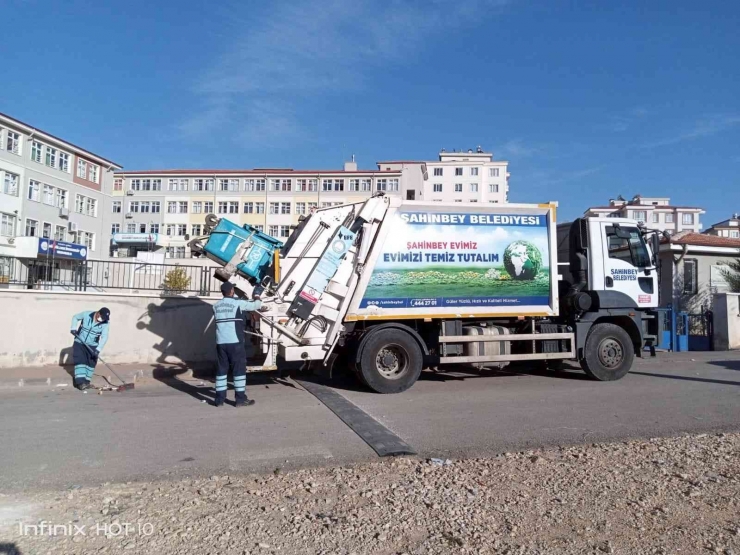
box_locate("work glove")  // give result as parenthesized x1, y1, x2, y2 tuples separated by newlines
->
(71, 330, 78, 337)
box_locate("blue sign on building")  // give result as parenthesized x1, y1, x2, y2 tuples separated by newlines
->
(37, 239, 88, 260)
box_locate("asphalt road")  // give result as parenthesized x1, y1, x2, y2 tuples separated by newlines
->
(0, 352, 738, 493)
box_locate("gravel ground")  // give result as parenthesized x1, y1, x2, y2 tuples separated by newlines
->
(2, 433, 739, 555)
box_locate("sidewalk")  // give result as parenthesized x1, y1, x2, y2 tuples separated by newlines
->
(0, 361, 205, 389)
(0, 350, 734, 389)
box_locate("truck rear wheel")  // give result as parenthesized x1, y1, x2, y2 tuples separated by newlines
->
(580, 323, 634, 381)
(359, 329, 422, 393)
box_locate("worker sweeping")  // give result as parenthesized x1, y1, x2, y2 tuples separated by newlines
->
(213, 282, 261, 407)
(70, 307, 110, 390)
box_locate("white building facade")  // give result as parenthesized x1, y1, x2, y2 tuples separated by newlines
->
(377, 148, 509, 204)
(0, 111, 122, 265)
(584, 195, 704, 235)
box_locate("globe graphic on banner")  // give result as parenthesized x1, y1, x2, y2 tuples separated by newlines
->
(503, 241, 542, 280)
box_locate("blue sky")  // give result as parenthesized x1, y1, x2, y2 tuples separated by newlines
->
(3, 0, 739, 224)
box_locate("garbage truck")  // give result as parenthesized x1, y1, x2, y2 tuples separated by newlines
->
(190, 194, 662, 393)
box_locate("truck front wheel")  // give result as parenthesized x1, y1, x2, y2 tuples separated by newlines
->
(359, 329, 423, 393)
(580, 323, 634, 381)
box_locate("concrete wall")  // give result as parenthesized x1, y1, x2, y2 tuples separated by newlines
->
(0, 290, 217, 368)
(713, 293, 740, 351)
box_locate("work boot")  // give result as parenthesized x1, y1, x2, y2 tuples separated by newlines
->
(235, 392, 255, 408)
(75, 380, 90, 391)
(214, 391, 226, 407)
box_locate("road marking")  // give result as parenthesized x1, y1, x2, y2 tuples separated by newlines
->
(295, 379, 416, 457)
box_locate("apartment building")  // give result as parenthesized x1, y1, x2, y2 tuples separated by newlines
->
(704, 214, 740, 238)
(584, 195, 705, 235)
(0, 112, 122, 269)
(377, 147, 509, 204)
(110, 159, 402, 258)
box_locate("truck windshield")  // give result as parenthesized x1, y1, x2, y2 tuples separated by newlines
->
(606, 226, 650, 268)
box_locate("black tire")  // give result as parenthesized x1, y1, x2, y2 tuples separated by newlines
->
(359, 329, 423, 393)
(580, 323, 634, 381)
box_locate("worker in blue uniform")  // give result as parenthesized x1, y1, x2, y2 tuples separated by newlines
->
(70, 307, 111, 390)
(213, 282, 262, 407)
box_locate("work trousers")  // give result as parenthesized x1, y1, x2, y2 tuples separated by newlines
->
(216, 343, 247, 393)
(73, 341, 97, 383)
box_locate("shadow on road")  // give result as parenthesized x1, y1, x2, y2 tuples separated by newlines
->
(0, 543, 22, 555)
(629, 370, 740, 387)
(708, 360, 740, 372)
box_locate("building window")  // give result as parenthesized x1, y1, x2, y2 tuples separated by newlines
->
(281, 202, 290, 215)
(433, 183, 442, 192)
(2, 171, 19, 196)
(46, 146, 57, 168)
(349, 179, 360, 192)
(308, 202, 318, 212)
(75, 194, 97, 217)
(322, 179, 333, 192)
(166, 246, 187, 259)
(281, 179, 292, 191)
(219, 178, 239, 192)
(54, 225, 65, 241)
(683, 259, 697, 295)
(334, 179, 344, 192)
(111, 223, 120, 235)
(25, 218, 38, 237)
(80, 231, 95, 251)
(269, 179, 280, 192)
(168, 202, 177, 214)
(5, 131, 20, 154)
(1, 213, 16, 237)
(127, 223, 136, 233)
(31, 141, 43, 163)
(731, 230, 740, 238)
(177, 224, 187, 236)
(455, 168, 463, 176)
(652, 213, 660, 223)
(244, 202, 254, 214)
(168, 178, 188, 191)
(59, 152, 70, 173)
(470, 199, 478, 203)
(28, 180, 40, 202)
(470, 168, 479, 176)
(112, 201, 122, 213)
(665, 213, 674, 223)
(375, 179, 386, 192)
(218, 202, 228, 214)
(682, 213, 695, 225)
(139, 223, 147, 233)
(268, 225, 278, 237)
(152, 201, 161, 213)
(470, 183, 479, 193)
(454, 183, 462, 193)
(632, 211, 647, 222)
(388, 179, 399, 192)
(255, 202, 264, 214)
(77, 158, 87, 179)
(489, 168, 500, 177)
(41, 222, 50, 238)
(191, 224, 202, 236)
(433, 168, 443, 176)
(295, 202, 306, 215)
(269, 202, 280, 215)
(130, 178, 161, 191)
(193, 178, 214, 191)
(204, 201, 213, 213)
(489, 200, 499, 204)
(308, 179, 318, 192)
(254, 225, 264, 232)
(280, 225, 290, 238)
(361, 179, 371, 191)
(489, 184, 499, 193)
(192, 201, 202, 214)
(228, 201, 238, 214)
(454, 199, 463, 203)
(88, 164, 99, 183)
(245, 178, 266, 191)
(114, 178, 123, 191)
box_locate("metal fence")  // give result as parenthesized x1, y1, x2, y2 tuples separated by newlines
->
(0, 256, 219, 295)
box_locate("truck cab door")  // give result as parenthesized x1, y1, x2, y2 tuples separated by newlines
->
(600, 223, 657, 308)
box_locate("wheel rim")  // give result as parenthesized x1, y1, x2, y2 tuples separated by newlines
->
(375, 344, 409, 380)
(597, 338, 624, 369)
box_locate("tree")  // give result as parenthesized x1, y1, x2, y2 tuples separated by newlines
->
(161, 266, 191, 295)
(719, 259, 740, 292)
